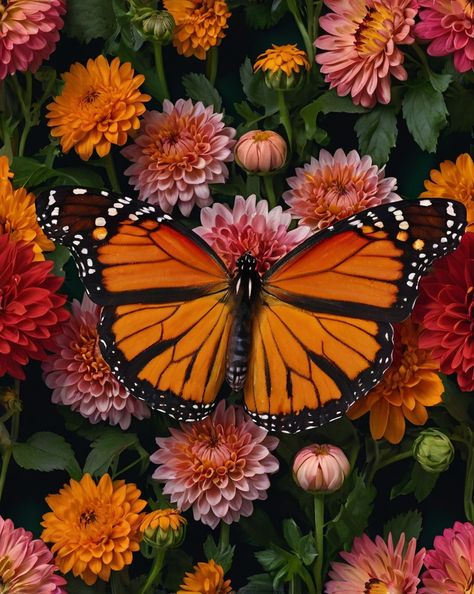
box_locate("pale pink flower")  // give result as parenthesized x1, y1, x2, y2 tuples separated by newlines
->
(194, 194, 312, 274)
(0, 0, 66, 80)
(326, 532, 425, 594)
(122, 99, 236, 216)
(416, 1, 474, 72)
(315, 0, 417, 108)
(420, 521, 474, 594)
(0, 515, 66, 594)
(235, 130, 287, 173)
(151, 401, 280, 529)
(292, 444, 350, 494)
(283, 149, 401, 231)
(42, 294, 150, 430)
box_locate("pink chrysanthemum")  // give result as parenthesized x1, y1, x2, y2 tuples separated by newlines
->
(194, 194, 312, 274)
(420, 521, 474, 594)
(413, 232, 474, 392)
(42, 293, 150, 429)
(0, 515, 66, 594)
(315, 0, 417, 108)
(326, 532, 425, 594)
(416, 1, 474, 73)
(0, 0, 66, 80)
(122, 99, 236, 216)
(283, 149, 400, 231)
(151, 401, 280, 529)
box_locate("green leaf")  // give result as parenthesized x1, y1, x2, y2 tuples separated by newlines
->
(203, 535, 235, 573)
(428, 71, 452, 93)
(390, 462, 439, 502)
(255, 547, 289, 573)
(402, 81, 448, 152)
(45, 245, 71, 277)
(83, 429, 139, 476)
(282, 519, 302, 552)
(238, 573, 277, 594)
(441, 374, 472, 423)
(240, 59, 278, 114)
(239, 508, 284, 548)
(355, 106, 398, 166)
(446, 85, 474, 133)
(52, 167, 105, 188)
(64, 0, 115, 43)
(161, 549, 194, 591)
(12, 432, 81, 479)
(244, 0, 287, 29)
(182, 73, 223, 112)
(383, 510, 423, 543)
(11, 157, 57, 188)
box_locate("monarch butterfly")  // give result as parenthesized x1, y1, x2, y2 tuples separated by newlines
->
(37, 188, 466, 433)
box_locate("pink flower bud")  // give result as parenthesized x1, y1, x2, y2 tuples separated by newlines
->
(234, 130, 287, 173)
(293, 444, 350, 494)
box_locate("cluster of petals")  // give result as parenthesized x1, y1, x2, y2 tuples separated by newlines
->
(413, 232, 474, 392)
(41, 473, 147, 585)
(194, 194, 311, 274)
(315, 0, 417, 107)
(326, 532, 425, 594)
(47, 56, 150, 160)
(0, 516, 66, 594)
(254, 43, 311, 76)
(416, 0, 474, 73)
(42, 293, 150, 429)
(292, 444, 350, 494)
(283, 148, 400, 231)
(151, 401, 279, 529)
(0, 235, 68, 379)
(177, 559, 232, 594)
(0, 0, 66, 80)
(234, 130, 287, 173)
(123, 99, 235, 216)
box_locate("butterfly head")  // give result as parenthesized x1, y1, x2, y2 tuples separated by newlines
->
(236, 252, 257, 274)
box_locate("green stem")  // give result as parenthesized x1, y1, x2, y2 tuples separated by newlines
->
(287, 0, 314, 62)
(463, 440, 474, 522)
(0, 381, 21, 505)
(219, 521, 230, 549)
(277, 91, 293, 149)
(305, 0, 316, 63)
(312, 1, 323, 61)
(375, 450, 414, 472)
(139, 548, 166, 594)
(263, 175, 277, 209)
(103, 152, 121, 192)
(299, 566, 317, 594)
(111, 571, 127, 594)
(206, 46, 218, 87)
(411, 43, 432, 75)
(153, 42, 170, 100)
(313, 495, 324, 594)
(114, 454, 148, 479)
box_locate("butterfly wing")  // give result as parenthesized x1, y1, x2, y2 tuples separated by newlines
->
(36, 187, 233, 420)
(245, 199, 466, 432)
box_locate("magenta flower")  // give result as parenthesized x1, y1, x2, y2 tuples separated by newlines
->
(283, 149, 400, 231)
(42, 293, 150, 429)
(0, 0, 66, 80)
(122, 99, 236, 216)
(151, 401, 280, 529)
(194, 194, 312, 274)
(0, 515, 66, 594)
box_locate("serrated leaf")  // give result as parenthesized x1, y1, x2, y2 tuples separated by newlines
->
(240, 59, 278, 113)
(429, 71, 452, 93)
(255, 547, 288, 572)
(402, 81, 448, 152)
(244, 0, 287, 29)
(64, 0, 115, 43)
(11, 157, 57, 188)
(441, 374, 472, 423)
(238, 573, 277, 594)
(12, 432, 81, 478)
(203, 535, 235, 573)
(390, 462, 439, 502)
(383, 510, 423, 543)
(182, 73, 223, 112)
(283, 519, 302, 551)
(355, 106, 398, 165)
(83, 429, 139, 476)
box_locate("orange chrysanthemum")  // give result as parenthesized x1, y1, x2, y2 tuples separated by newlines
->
(0, 156, 13, 181)
(420, 153, 474, 232)
(254, 44, 311, 76)
(41, 473, 147, 585)
(348, 318, 443, 444)
(177, 560, 232, 594)
(140, 508, 187, 534)
(0, 178, 54, 260)
(164, 0, 231, 60)
(46, 56, 150, 160)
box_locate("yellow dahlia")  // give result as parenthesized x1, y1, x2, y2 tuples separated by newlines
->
(420, 153, 474, 232)
(164, 0, 231, 60)
(41, 473, 147, 585)
(46, 56, 150, 161)
(177, 560, 232, 594)
(0, 179, 54, 260)
(0, 156, 13, 181)
(254, 44, 311, 76)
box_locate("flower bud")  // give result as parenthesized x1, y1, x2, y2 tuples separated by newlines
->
(413, 429, 454, 473)
(253, 44, 310, 92)
(263, 68, 306, 91)
(0, 386, 21, 413)
(234, 130, 287, 174)
(139, 508, 186, 549)
(293, 444, 350, 494)
(132, 8, 175, 44)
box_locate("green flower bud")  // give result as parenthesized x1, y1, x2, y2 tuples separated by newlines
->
(263, 68, 306, 91)
(140, 509, 187, 549)
(132, 8, 175, 44)
(413, 429, 455, 473)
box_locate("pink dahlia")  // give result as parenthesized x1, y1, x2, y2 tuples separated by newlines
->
(416, 1, 474, 73)
(326, 533, 425, 594)
(0, 515, 66, 594)
(283, 149, 400, 231)
(412, 232, 474, 392)
(0, 0, 66, 80)
(151, 401, 279, 529)
(420, 521, 474, 594)
(122, 99, 236, 216)
(194, 194, 311, 274)
(42, 293, 150, 429)
(315, 0, 417, 108)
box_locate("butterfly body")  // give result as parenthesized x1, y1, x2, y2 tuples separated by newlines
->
(37, 188, 467, 433)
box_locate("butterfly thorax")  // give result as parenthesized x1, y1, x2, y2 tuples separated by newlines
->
(226, 253, 261, 391)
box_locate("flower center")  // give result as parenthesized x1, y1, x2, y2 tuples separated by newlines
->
(80, 509, 97, 526)
(464, 0, 474, 18)
(74, 329, 110, 378)
(313, 444, 330, 456)
(81, 89, 100, 105)
(365, 579, 390, 594)
(355, 4, 393, 56)
(0, 555, 14, 592)
(253, 131, 272, 142)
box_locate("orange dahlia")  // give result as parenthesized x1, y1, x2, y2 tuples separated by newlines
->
(420, 153, 474, 232)
(46, 56, 150, 161)
(177, 560, 232, 594)
(347, 318, 444, 444)
(41, 473, 147, 585)
(254, 44, 311, 77)
(140, 508, 187, 548)
(164, 0, 231, 60)
(0, 156, 13, 181)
